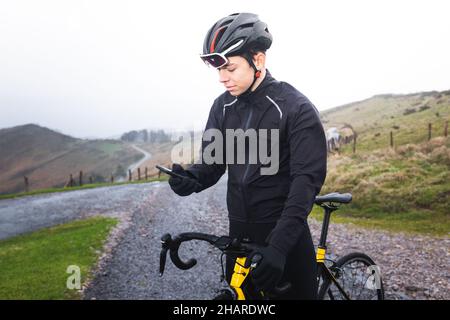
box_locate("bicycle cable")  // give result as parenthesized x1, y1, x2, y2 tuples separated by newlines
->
(220, 252, 226, 282)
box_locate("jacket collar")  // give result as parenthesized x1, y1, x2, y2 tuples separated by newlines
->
(236, 69, 278, 106)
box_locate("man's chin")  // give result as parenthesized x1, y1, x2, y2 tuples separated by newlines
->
(228, 89, 242, 97)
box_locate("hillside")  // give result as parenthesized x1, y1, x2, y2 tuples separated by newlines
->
(317, 136, 449, 236)
(321, 90, 450, 152)
(0, 124, 143, 194)
(318, 90, 450, 236)
(131, 131, 204, 178)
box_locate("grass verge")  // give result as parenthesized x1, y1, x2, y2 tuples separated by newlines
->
(0, 216, 118, 299)
(310, 205, 449, 237)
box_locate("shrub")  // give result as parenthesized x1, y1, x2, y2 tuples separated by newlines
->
(403, 108, 417, 116)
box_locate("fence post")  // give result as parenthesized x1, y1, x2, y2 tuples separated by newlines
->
(428, 123, 432, 141)
(145, 167, 148, 180)
(390, 131, 394, 148)
(24, 176, 29, 193)
(353, 135, 357, 154)
(138, 167, 141, 180)
(89, 176, 93, 184)
(79, 171, 83, 186)
(128, 169, 132, 182)
(445, 120, 448, 137)
(111, 174, 114, 184)
(69, 174, 74, 187)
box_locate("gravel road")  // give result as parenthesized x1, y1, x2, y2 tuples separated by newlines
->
(0, 183, 156, 240)
(1, 176, 448, 300)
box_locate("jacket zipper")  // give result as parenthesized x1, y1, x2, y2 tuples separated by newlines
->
(240, 105, 254, 223)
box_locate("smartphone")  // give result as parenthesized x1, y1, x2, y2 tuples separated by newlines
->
(155, 165, 185, 179)
(156, 165, 202, 189)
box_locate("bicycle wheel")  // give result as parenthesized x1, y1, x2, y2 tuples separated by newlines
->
(318, 252, 385, 300)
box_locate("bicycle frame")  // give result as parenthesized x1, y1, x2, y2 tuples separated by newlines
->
(316, 203, 351, 300)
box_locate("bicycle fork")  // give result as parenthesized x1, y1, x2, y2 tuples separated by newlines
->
(230, 257, 251, 300)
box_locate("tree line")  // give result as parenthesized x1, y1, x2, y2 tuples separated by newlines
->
(120, 129, 171, 143)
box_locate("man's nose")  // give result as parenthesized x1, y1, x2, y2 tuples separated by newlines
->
(218, 69, 229, 83)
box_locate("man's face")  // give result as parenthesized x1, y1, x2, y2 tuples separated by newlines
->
(217, 56, 255, 96)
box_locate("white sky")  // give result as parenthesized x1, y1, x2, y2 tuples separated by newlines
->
(0, 0, 449, 138)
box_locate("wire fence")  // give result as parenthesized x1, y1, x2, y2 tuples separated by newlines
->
(327, 120, 448, 154)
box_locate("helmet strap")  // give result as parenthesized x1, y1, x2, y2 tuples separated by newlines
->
(238, 52, 261, 98)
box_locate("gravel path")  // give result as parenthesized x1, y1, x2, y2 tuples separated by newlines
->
(309, 219, 450, 300)
(0, 183, 158, 240)
(1, 176, 448, 300)
(83, 176, 230, 299)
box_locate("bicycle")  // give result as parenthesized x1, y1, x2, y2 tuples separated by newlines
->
(159, 192, 385, 300)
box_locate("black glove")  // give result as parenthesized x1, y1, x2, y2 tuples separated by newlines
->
(168, 163, 201, 196)
(244, 245, 286, 292)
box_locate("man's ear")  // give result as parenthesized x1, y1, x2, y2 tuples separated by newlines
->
(253, 52, 266, 70)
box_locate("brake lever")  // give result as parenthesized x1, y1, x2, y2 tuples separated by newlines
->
(250, 253, 263, 268)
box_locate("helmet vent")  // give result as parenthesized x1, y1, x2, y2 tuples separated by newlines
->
(238, 23, 254, 30)
(210, 26, 227, 53)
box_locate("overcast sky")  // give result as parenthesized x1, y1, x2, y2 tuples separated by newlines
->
(1, 0, 449, 138)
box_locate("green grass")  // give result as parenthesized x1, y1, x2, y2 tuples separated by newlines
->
(310, 205, 449, 237)
(0, 176, 167, 200)
(318, 134, 450, 237)
(315, 146, 450, 236)
(0, 217, 117, 299)
(95, 141, 123, 155)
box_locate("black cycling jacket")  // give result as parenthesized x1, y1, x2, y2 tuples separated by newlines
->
(187, 70, 327, 256)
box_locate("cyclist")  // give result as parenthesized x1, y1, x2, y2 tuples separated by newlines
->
(168, 12, 327, 299)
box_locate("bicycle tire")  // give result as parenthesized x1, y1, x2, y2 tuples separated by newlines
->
(318, 252, 385, 300)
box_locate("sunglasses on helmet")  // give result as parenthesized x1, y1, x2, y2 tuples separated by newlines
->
(200, 40, 244, 69)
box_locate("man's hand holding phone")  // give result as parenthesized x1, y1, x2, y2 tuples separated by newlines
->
(157, 164, 202, 196)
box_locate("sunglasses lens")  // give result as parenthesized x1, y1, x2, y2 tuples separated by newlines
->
(200, 54, 227, 68)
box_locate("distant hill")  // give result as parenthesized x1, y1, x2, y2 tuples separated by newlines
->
(0, 124, 143, 194)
